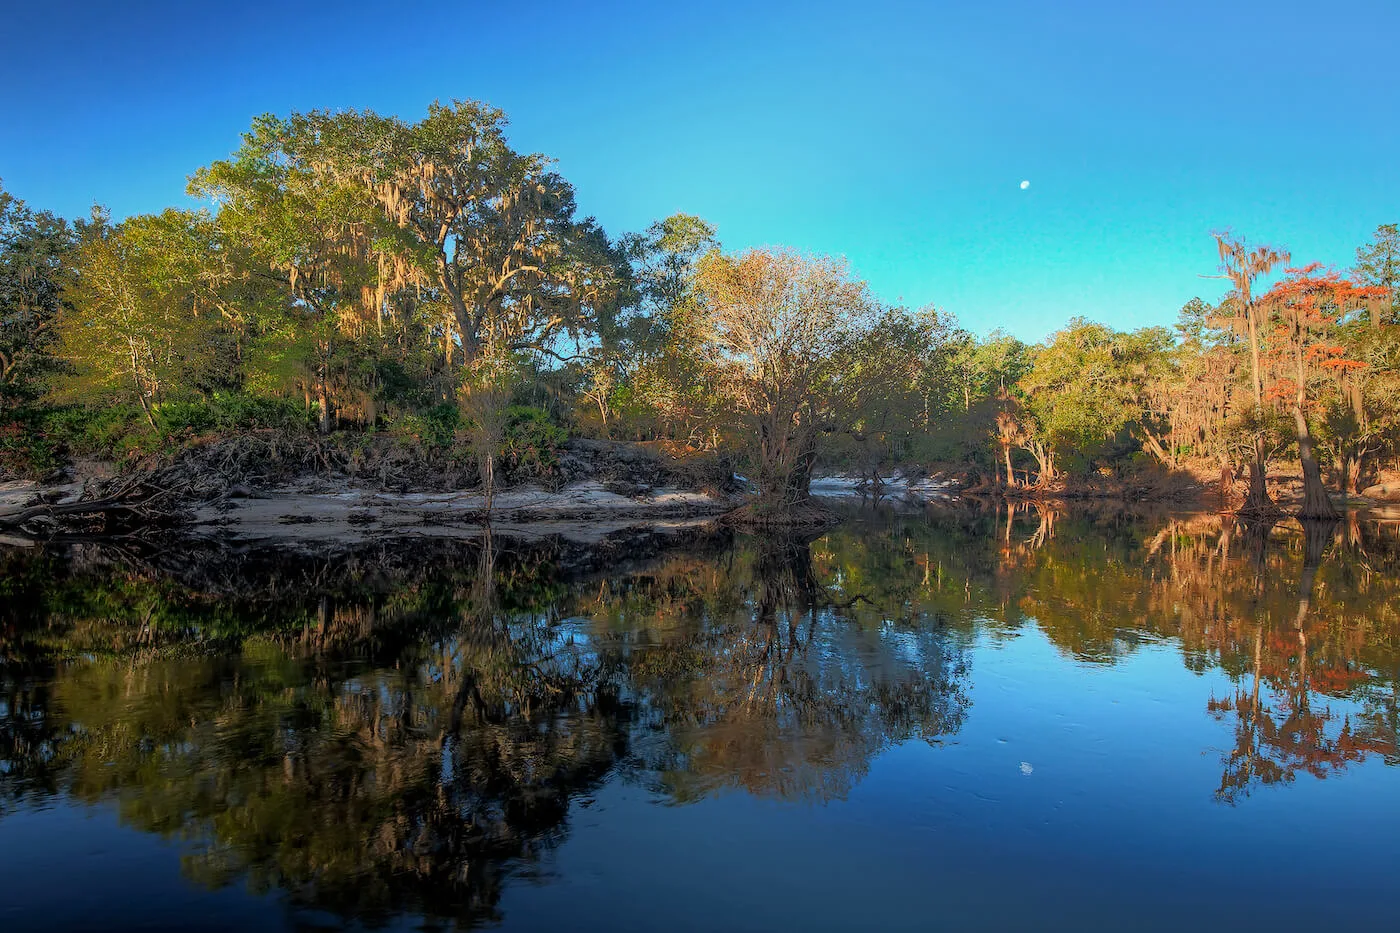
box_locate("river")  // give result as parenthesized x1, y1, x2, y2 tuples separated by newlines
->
(2, 503, 1396, 931)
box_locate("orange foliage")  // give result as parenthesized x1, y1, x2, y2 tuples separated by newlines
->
(1260, 264, 1384, 405)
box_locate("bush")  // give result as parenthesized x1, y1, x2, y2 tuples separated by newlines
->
(41, 404, 155, 460)
(0, 417, 61, 478)
(7, 394, 312, 472)
(156, 393, 311, 436)
(387, 403, 460, 449)
(154, 399, 216, 434)
(501, 406, 566, 479)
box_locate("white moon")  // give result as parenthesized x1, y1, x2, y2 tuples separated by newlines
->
(1020, 180, 1030, 190)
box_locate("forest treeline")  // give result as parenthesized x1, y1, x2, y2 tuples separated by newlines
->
(2, 99, 1398, 517)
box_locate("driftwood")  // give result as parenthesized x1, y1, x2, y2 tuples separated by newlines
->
(0, 475, 187, 536)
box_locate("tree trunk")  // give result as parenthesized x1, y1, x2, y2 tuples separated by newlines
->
(1022, 443, 1054, 487)
(1240, 305, 1277, 515)
(1294, 406, 1339, 520)
(317, 369, 332, 435)
(1297, 453, 1337, 519)
(1291, 338, 1338, 520)
(1240, 436, 1275, 515)
(1246, 307, 1265, 411)
(1344, 454, 1362, 496)
(754, 423, 818, 514)
(375, 253, 387, 336)
(135, 388, 158, 431)
(1342, 374, 1366, 497)
(438, 253, 481, 366)
(481, 450, 495, 513)
(1139, 426, 1171, 465)
(127, 345, 158, 431)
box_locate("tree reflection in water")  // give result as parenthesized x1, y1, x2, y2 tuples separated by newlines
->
(0, 525, 972, 926)
(1210, 518, 1399, 802)
(2, 505, 1399, 926)
(607, 533, 970, 803)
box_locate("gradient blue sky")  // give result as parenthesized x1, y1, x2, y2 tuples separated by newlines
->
(3, 0, 1396, 341)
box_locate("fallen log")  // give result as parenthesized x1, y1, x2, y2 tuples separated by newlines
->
(0, 478, 187, 535)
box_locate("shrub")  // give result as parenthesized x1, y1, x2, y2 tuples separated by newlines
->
(155, 399, 217, 435)
(0, 417, 61, 478)
(157, 393, 311, 436)
(388, 402, 460, 449)
(501, 406, 566, 479)
(41, 404, 155, 459)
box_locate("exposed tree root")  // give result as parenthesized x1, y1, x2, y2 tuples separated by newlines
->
(722, 497, 838, 528)
(0, 475, 188, 536)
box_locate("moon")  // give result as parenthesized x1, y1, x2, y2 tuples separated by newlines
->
(1020, 180, 1030, 190)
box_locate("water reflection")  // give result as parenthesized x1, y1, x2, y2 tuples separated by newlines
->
(2, 505, 1399, 928)
(1208, 518, 1399, 802)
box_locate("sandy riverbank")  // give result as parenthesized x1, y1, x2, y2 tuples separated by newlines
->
(187, 479, 734, 545)
(0, 469, 961, 546)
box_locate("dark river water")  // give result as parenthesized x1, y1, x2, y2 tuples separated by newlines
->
(2, 504, 1397, 932)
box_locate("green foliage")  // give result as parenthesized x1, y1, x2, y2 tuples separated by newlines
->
(53, 210, 232, 420)
(826, 306, 955, 472)
(1354, 223, 1400, 325)
(0, 417, 60, 477)
(602, 214, 722, 441)
(943, 327, 1031, 413)
(500, 406, 567, 477)
(388, 402, 460, 449)
(1015, 319, 1175, 476)
(0, 182, 75, 411)
(38, 404, 157, 460)
(193, 102, 628, 367)
(155, 393, 313, 437)
(917, 396, 1002, 469)
(5, 104, 1400, 502)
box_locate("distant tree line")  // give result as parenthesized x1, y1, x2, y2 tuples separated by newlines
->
(2, 100, 1398, 516)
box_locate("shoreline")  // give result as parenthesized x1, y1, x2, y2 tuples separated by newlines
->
(192, 479, 735, 545)
(6, 465, 1400, 550)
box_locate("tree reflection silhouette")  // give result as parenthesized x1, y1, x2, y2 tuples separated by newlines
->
(616, 532, 970, 803)
(3, 510, 1400, 926)
(1208, 518, 1400, 801)
(0, 528, 972, 926)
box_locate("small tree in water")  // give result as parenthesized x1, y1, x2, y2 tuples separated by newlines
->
(694, 248, 873, 523)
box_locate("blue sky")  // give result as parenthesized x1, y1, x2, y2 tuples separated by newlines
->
(3, 0, 1397, 341)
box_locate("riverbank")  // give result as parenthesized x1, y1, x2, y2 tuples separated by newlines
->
(956, 460, 1400, 512)
(190, 479, 732, 545)
(0, 433, 743, 541)
(10, 437, 1398, 547)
